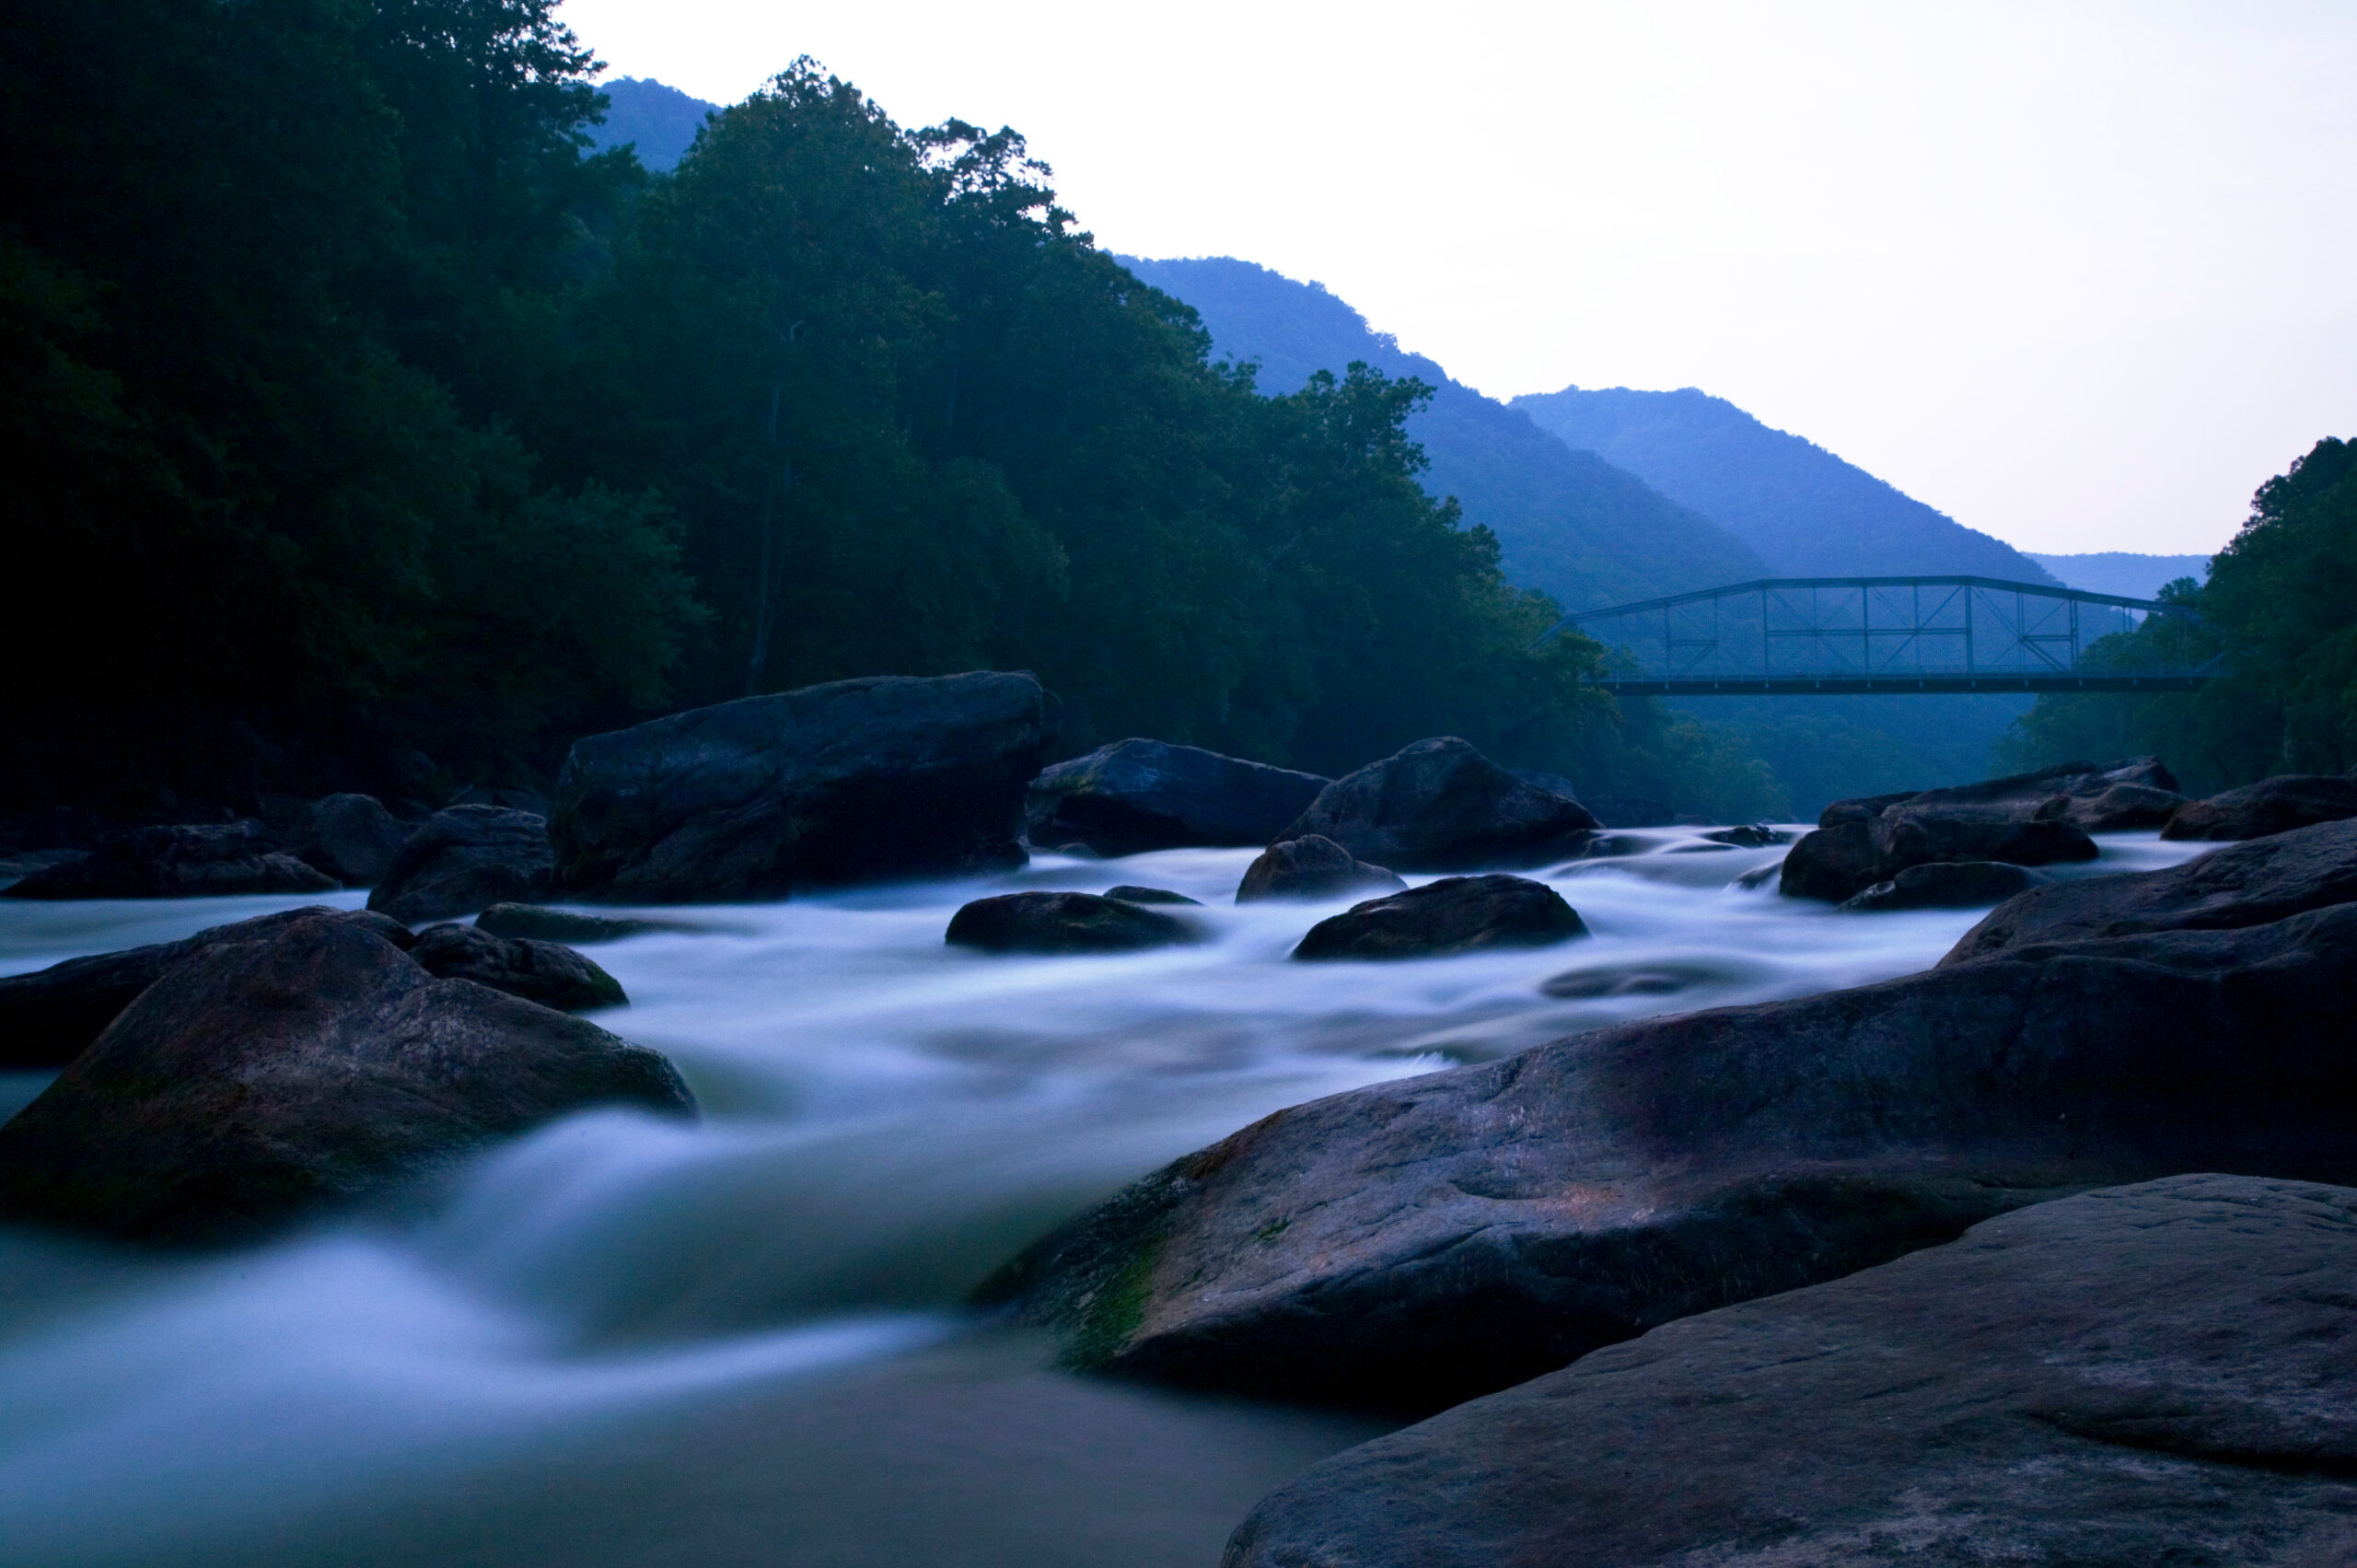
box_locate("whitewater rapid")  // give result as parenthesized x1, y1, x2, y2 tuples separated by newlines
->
(0, 831, 2211, 1567)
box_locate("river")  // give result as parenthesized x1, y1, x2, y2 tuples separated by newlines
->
(0, 830, 2210, 1567)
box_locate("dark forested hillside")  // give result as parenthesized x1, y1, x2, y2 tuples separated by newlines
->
(1120, 259, 1767, 610)
(586, 77, 714, 171)
(1514, 386, 2059, 582)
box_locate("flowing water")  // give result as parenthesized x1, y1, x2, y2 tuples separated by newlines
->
(0, 831, 2212, 1567)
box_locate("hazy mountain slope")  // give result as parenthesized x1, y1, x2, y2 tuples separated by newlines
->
(2026, 552, 2210, 600)
(1122, 258, 1766, 610)
(587, 77, 714, 171)
(1514, 386, 2059, 584)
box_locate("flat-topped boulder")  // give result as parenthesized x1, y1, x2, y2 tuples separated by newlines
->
(1944, 813, 2357, 961)
(946, 891, 1199, 955)
(982, 900, 2357, 1410)
(1026, 739, 1328, 856)
(2164, 772, 2357, 841)
(473, 903, 685, 944)
(1235, 837, 1406, 903)
(0, 913, 691, 1245)
(366, 805, 553, 923)
(1277, 738, 1599, 872)
(1781, 810, 2096, 903)
(1293, 876, 1587, 961)
(1818, 756, 2182, 831)
(1221, 1175, 2357, 1568)
(2, 820, 337, 900)
(552, 672, 1051, 903)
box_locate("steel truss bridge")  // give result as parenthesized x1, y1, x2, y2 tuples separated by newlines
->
(1538, 576, 2219, 696)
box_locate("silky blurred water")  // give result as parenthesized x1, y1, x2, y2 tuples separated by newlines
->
(0, 830, 2212, 1567)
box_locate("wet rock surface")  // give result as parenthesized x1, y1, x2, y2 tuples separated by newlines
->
(946, 891, 1199, 955)
(1839, 858, 2050, 912)
(1026, 740, 1328, 856)
(1278, 738, 1599, 872)
(1102, 885, 1202, 906)
(408, 923, 627, 1012)
(473, 903, 686, 944)
(1234, 837, 1405, 903)
(1221, 1175, 2357, 1568)
(2, 821, 338, 900)
(552, 672, 1050, 903)
(984, 900, 2357, 1410)
(0, 907, 413, 1071)
(2164, 772, 2357, 842)
(0, 913, 692, 1245)
(1782, 810, 2095, 903)
(1292, 876, 1588, 961)
(367, 805, 553, 923)
(284, 794, 412, 887)
(1945, 814, 2357, 961)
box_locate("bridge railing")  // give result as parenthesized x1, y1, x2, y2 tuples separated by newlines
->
(1538, 576, 2217, 696)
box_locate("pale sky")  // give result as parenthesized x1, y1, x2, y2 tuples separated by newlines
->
(559, 0, 2357, 556)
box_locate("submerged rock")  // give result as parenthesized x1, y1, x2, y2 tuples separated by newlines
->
(981, 900, 2357, 1410)
(1838, 859, 2049, 912)
(1102, 885, 1202, 906)
(1234, 837, 1406, 903)
(1026, 739, 1328, 856)
(1222, 1175, 2357, 1568)
(1293, 876, 1588, 961)
(1944, 814, 2357, 961)
(1278, 738, 1600, 872)
(2, 821, 337, 900)
(473, 903, 683, 944)
(408, 923, 627, 1012)
(284, 794, 411, 887)
(2163, 772, 2357, 842)
(0, 913, 692, 1245)
(366, 805, 553, 923)
(552, 672, 1051, 902)
(0, 907, 412, 1071)
(946, 891, 1199, 955)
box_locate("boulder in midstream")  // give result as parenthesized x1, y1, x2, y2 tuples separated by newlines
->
(1277, 738, 1599, 871)
(1292, 876, 1588, 961)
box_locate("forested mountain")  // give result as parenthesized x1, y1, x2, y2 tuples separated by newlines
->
(586, 77, 712, 172)
(1514, 386, 2059, 583)
(2026, 552, 2211, 600)
(1120, 259, 1767, 611)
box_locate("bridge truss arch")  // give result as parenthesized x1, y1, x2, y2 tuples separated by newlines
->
(1538, 575, 2217, 696)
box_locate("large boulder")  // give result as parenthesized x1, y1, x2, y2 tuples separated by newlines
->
(1820, 756, 2182, 830)
(945, 891, 1199, 955)
(1220, 1175, 2357, 1568)
(407, 923, 627, 1012)
(1277, 738, 1600, 872)
(367, 806, 553, 923)
(1837, 859, 2049, 912)
(1, 821, 337, 900)
(0, 913, 692, 1245)
(2163, 772, 2357, 841)
(0, 907, 412, 1071)
(1944, 814, 2357, 961)
(284, 794, 411, 887)
(1293, 876, 1588, 961)
(1026, 739, 1329, 856)
(1234, 837, 1407, 903)
(552, 672, 1051, 903)
(1782, 810, 2096, 903)
(981, 901, 2357, 1411)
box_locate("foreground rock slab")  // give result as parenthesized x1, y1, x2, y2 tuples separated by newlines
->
(1027, 739, 1328, 855)
(1945, 814, 2357, 961)
(983, 902, 2357, 1410)
(1235, 837, 1405, 902)
(2164, 772, 2357, 842)
(552, 672, 1050, 902)
(3, 821, 337, 900)
(0, 913, 692, 1244)
(1278, 738, 1599, 872)
(368, 805, 554, 923)
(1222, 1175, 2357, 1568)
(946, 891, 1199, 955)
(1293, 876, 1587, 960)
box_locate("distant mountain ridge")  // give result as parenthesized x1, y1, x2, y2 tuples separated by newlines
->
(1121, 257, 1767, 611)
(2026, 552, 2211, 601)
(587, 77, 713, 171)
(1513, 386, 2060, 585)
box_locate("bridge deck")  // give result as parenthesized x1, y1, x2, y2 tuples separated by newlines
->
(1602, 673, 2213, 697)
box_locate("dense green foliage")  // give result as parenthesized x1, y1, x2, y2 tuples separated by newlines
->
(4, 5, 1715, 812)
(2004, 439, 2357, 795)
